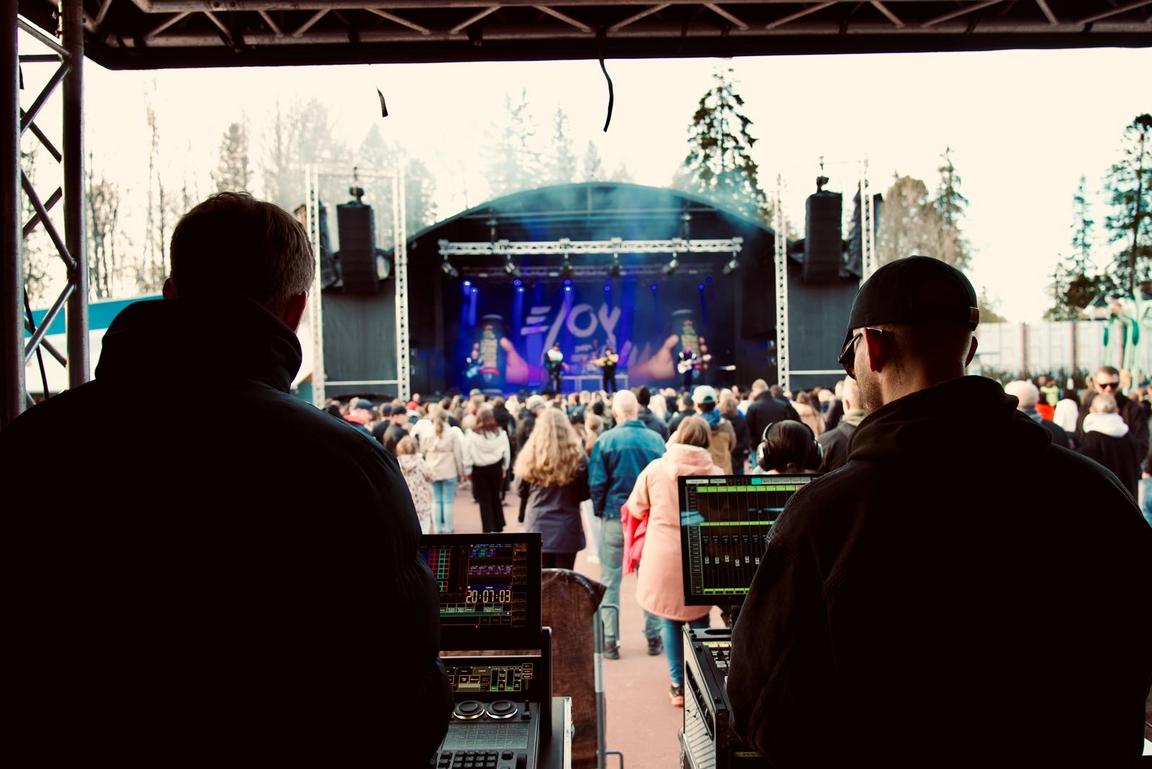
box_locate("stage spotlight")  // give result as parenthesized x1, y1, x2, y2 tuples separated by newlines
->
(722, 256, 740, 275)
(441, 257, 459, 278)
(560, 255, 574, 278)
(662, 255, 679, 276)
(608, 253, 622, 278)
(503, 255, 520, 278)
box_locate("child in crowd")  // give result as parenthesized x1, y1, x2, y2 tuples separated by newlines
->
(395, 436, 435, 534)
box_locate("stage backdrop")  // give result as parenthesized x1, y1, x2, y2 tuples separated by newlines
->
(450, 275, 735, 393)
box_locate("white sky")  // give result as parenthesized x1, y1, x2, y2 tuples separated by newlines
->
(23, 44, 1152, 321)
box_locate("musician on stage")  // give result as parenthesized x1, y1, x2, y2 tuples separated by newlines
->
(597, 344, 620, 394)
(463, 342, 482, 393)
(678, 347, 698, 392)
(544, 342, 565, 393)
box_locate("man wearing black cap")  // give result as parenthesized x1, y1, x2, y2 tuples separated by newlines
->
(728, 256, 1152, 768)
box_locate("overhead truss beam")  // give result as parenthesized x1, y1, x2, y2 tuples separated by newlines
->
(438, 237, 743, 257)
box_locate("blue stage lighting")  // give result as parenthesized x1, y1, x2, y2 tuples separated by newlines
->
(513, 278, 522, 287)
(463, 280, 471, 287)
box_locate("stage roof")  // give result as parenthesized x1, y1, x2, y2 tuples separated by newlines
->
(17, 1, 1152, 70)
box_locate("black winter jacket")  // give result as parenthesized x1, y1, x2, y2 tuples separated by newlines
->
(728, 376, 1152, 769)
(2, 298, 452, 766)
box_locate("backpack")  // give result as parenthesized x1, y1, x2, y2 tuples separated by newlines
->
(707, 420, 734, 474)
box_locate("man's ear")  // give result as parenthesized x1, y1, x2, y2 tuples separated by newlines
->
(864, 328, 892, 373)
(280, 291, 308, 332)
(162, 277, 177, 299)
(965, 336, 978, 367)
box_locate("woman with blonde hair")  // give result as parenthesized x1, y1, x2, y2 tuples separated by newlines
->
(418, 403, 466, 533)
(626, 415, 723, 707)
(514, 407, 589, 569)
(394, 436, 434, 534)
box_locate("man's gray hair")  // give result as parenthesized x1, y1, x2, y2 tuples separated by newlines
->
(1004, 380, 1040, 410)
(612, 389, 639, 419)
(169, 192, 314, 313)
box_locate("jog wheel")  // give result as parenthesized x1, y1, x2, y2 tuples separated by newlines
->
(485, 700, 518, 719)
(453, 700, 485, 720)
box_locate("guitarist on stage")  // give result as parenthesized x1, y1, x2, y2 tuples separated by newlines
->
(543, 343, 566, 394)
(463, 342, 482, 393)
(677, 346, 698, 392)
(595, 344, 620, 394)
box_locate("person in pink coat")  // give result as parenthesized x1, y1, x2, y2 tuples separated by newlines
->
(626, 415, 725, 707)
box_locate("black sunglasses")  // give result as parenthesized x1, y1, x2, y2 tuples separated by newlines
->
(838, 328, 890, 379)
(1096, 381, 1120, 390)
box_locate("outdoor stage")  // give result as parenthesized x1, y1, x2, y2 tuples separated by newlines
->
(316, 181, 861, 399)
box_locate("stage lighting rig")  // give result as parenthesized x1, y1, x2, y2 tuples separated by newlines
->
(559, 238, 574, 278)
(503, 254, 521, 278)
(441, 257, 459, 278)
(662, 255, 679, 276)
(721, 237, 744, 275)
(608, 237, 623, 277)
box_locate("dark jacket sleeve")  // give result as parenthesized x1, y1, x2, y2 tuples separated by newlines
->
(727, 499, 840, 767)
(518, 478, 531, 523)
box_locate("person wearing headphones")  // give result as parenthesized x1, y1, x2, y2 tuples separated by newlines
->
(753, 420, 823, 475)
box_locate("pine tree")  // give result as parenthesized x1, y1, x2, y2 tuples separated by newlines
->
(213, 121, 251, 193)
(544, 108, 577, 185)
(932, 147, 971, 270)
(875, 175, 943, 266)
(1102, 113, 1152, 298)
(355, 126, 438, 238)
(486, 89, 542, 197)
(1046, 177, 1101, 320)
(581, 141, 604, 182)
(678, 67, 771, 222)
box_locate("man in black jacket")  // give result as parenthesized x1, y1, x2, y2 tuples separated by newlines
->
(2, 193, 452, 766)
(743, 381, 801, 449)
(729, 256, 1152, 769)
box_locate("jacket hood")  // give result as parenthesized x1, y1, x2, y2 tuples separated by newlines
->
(850, 376, 1050, 463)
(1083, 412, 1129, 438)
(840, 408, 866, 427)
(96, 298, 302, 393)
(665, 442, 719, 473)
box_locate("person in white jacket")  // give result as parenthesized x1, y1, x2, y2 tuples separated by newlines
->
(465, 407, 511, 532)
(418, 404, 466, 533)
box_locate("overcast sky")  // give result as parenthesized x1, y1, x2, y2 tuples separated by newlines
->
(31, 45, 1152, 321)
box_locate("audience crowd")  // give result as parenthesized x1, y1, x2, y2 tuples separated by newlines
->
(323, 364, 1152, 706)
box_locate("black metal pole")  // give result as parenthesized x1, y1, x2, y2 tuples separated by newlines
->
(1, 1, 23, 425)
(63, 0, 88, 388)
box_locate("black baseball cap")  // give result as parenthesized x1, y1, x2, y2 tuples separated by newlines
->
(845, 256, 979, 343)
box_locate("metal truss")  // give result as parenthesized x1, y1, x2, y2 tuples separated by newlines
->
(17, 1, 1149, 69)
(305, 164, 407, 405)
(859, 158, 877, 280)
(438, 237, 743, 257)
(4, 3, 86, 426)
(773, 174, 789, 392)
(457, 261, 716, 280)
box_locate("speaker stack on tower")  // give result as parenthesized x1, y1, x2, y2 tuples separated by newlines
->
(803, 190, 843, 284)
(336, 202, 382, 294)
